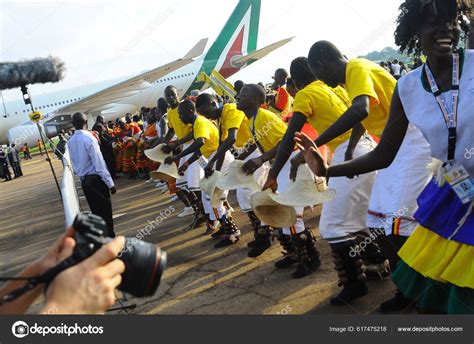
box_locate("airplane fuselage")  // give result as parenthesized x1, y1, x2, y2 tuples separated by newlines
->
(0, 57, 207, 145)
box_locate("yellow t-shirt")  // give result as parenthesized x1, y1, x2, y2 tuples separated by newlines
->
(193, 115, 219, 158)
(167, 106, 192, 140)
(293, 80, 352, 152)
(219, 103, 251, 148)
(345, 58, 396, 137)
(331, 85, 352, 107)
(247, 108, 287, 153)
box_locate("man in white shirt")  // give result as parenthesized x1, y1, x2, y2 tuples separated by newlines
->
(391, 59, 402, 80)
(67, 112, 117, 237)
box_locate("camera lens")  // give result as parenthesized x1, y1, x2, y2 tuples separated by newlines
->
(118, 239, 167, 297)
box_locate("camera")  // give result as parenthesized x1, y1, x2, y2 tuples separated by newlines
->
(70, 213, 167, 298)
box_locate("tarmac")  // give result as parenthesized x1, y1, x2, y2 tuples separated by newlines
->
(0, 156, 413, 315)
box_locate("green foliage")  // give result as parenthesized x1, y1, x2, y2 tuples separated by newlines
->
(359, 47, 410, 63)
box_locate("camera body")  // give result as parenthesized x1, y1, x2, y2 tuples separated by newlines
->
(72, 213, 167, 298)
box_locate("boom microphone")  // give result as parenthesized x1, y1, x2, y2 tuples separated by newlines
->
(0, 56, 65, 91)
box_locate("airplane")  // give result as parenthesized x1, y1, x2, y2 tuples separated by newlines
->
(1, 0, 293, 147)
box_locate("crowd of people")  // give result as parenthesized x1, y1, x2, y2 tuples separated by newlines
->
(0, 134, 72, 182)
(0, 144, 23, 181)
(379, 59, 410, 79)
(2, 0, 472, 315)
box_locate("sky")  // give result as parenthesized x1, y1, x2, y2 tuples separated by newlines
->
(0, 0, 403, 101)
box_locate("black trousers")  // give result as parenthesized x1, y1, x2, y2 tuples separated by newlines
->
(1, 163, 11, 180)
(81, 175, 115, 237)
(371, 230, 408, 270)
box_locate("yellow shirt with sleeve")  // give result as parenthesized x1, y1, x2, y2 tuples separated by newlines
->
(192, 115, 220, 158)
(247, 108, 288, 153)
(345, 58, 396, 137)
(292, 80, 352, 152)
(167, 106, 192, 140)
(219, 103, 251, 148)
(331, 85, 352, 107)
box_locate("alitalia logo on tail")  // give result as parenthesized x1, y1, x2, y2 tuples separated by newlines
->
(186, 0, 292, 95)
(201, 0, 260, 77)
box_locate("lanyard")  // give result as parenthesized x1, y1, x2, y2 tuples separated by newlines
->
(423, 53, 460, 163)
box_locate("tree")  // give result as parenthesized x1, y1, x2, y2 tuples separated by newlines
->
(359, 47, 410, 63)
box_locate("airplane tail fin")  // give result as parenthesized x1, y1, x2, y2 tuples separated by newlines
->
(202, 0, 261, 78)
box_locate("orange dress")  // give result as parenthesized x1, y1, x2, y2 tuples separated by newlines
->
(136, 136, 148, 169)
(114, 141, 123, 172)
(121, 139, 137, 173)
(145, 123, 159, 171)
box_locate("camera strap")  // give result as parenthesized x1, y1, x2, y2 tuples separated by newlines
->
(0, 252, 85, 306)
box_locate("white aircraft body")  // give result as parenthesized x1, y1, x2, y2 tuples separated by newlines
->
(1, 0, 292, 147)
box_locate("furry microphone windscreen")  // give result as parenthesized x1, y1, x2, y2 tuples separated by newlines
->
(0, 56, 65, 91)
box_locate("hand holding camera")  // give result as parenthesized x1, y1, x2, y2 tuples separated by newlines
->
(41, 236, 126, 314)
(0, 213, 167, 314)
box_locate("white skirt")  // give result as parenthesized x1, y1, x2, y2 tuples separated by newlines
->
(177, 142, 205, 191)
(236, 149, 270, 212)
(367, 124, 433, 237)
(319, 136, 377, 243)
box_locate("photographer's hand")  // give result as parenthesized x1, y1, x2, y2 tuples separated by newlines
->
(0, 228, 76, 315)
(41, 236, 125, 314)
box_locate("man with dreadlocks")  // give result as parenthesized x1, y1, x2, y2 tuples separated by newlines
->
(297, 0, 473, 314)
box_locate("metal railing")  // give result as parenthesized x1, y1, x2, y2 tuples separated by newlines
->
(60, 150, 81, 227)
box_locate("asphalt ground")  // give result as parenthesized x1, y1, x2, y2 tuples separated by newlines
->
(0, 157, 413, 315)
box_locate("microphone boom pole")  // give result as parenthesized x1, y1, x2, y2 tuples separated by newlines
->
(21, 84, 62, 200)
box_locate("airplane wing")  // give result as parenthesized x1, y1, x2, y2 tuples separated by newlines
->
(45, 38, 208, 117)
(232, 37, 294, 67)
